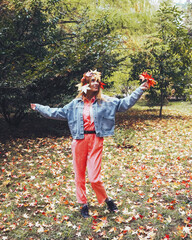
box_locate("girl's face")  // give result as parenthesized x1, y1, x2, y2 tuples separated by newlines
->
(89, 76, 99, 92)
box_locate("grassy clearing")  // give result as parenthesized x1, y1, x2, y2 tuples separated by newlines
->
(0, 102, 192, 239)
(135, 100, 192, 116)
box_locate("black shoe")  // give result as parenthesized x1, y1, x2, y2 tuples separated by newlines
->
(81, 205, 90, 218)
(106, 199, 118, 212)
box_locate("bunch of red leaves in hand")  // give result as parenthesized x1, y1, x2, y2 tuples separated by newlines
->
(140, 72, 156, 88)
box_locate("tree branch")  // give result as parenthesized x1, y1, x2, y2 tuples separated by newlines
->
(59, 20, 81, 24)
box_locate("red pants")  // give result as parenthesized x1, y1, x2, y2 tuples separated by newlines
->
(72, 134, 108, 204)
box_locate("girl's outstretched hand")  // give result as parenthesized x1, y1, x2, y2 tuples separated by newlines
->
(31, 103, 36, 110)
(139, 72, 156, 88)
(140, 81, 149, 90)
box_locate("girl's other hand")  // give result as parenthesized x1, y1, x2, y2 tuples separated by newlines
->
(31, 103, 36, 110)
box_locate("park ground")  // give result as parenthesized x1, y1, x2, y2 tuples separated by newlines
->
(0, 101, 192, 240)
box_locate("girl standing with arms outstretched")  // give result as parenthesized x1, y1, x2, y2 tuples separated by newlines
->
(31, 70, 149, 218)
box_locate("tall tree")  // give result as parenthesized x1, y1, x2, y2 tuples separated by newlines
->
(130, 1, 191, 117)
(0, 0, 63, 126)
(0, 0, 124, 126)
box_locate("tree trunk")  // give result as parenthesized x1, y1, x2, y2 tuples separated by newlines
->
(159, 87, 164, 118)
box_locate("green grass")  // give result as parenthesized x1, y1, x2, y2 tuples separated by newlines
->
(0, 101, 192, 239)
(135, 100, 192, 115)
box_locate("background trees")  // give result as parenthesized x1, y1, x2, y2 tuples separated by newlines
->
(0, 0, 191, 126)
(129, 1, 191, 117)
(0, 0, 124, 126)
(0, 0, 61, 126)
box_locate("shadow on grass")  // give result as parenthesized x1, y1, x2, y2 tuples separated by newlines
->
(0, 113, 71, 143)
(0, 108, 191, 142)
(116, 108, 191, 127)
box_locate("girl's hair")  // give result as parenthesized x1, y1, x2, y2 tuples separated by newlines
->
(76, 70, 104, 101)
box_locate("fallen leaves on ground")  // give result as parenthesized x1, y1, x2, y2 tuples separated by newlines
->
(0, 105, 192, 239)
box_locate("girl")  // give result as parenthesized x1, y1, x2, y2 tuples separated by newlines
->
(31, 70, 148, 218)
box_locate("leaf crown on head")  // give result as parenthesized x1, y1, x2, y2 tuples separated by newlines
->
(76, 70, 105, 92)
(81, 70, 101, 84)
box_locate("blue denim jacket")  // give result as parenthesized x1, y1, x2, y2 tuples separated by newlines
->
(35, 87, 143, 139)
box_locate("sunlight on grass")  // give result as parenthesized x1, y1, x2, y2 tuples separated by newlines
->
(134, 100, 192, 116)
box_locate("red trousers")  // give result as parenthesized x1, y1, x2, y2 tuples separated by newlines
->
(72, 134, 108, 204)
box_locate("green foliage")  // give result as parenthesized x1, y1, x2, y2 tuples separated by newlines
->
(0, 0, 64, 125)
(0, 87, 28, 127)
(85, 0, 157, 34)
(0, 0, 60, 88)
(0, 0, 191, 125)
(129, 1, 192, 117)
(145, 88, 169, 107)
(184, 84, 192, 102)
(185, 2, 192, 36)
(0, 0, 124, 126)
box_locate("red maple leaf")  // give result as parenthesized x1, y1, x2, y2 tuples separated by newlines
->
(141, 72, 156, 88)
(141, 72, 149, 78)
(99, 82, 106, 89)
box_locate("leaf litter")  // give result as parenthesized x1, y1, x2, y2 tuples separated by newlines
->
(0, 107, 192, 239)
